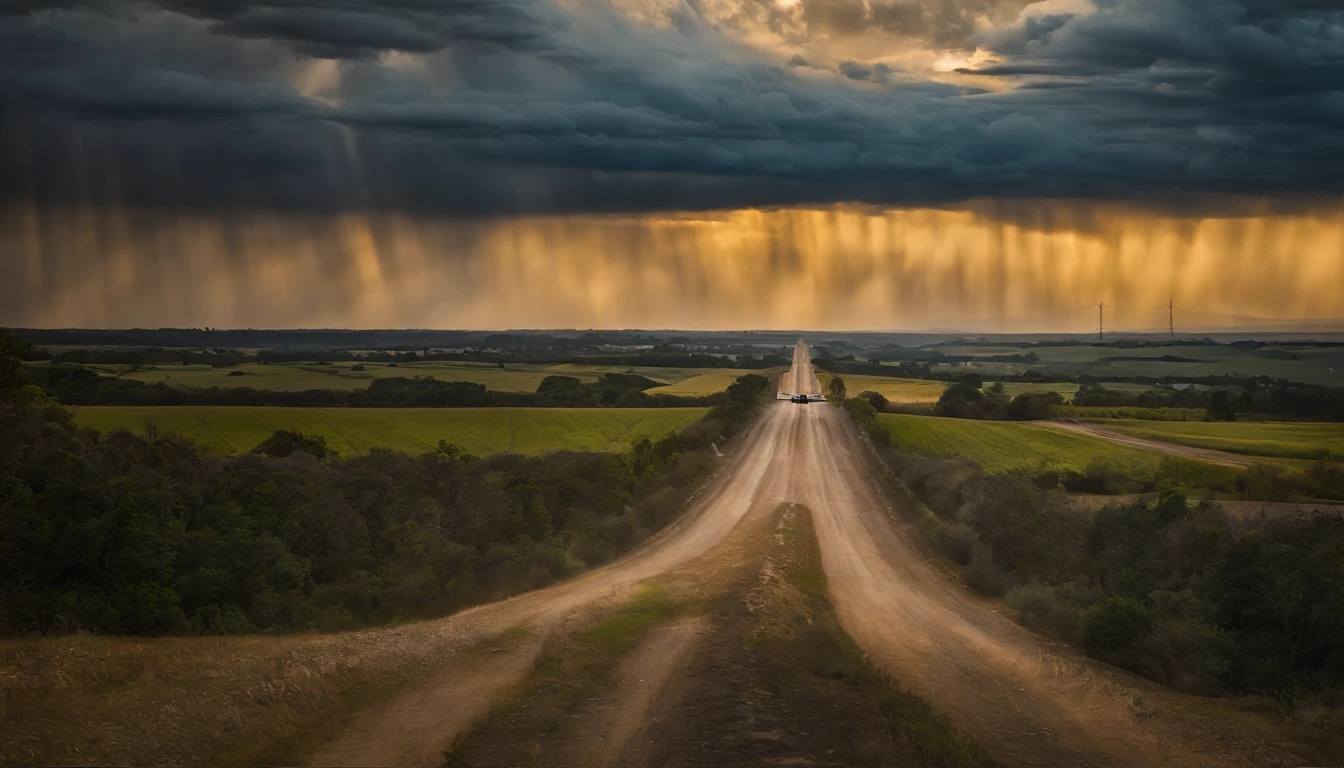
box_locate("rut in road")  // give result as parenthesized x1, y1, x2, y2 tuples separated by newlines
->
(309, 341, 1296, 767)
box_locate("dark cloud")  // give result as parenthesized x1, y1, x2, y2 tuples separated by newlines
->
(151, 0, 569, 59)
(839, 61, 896, 82)
(0, 0, 1342, 217)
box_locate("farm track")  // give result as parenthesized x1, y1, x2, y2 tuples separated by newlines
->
(1038, 420, 1252, 467)
(15, 344, 1306, 766)
(301, 341, 1299, 767)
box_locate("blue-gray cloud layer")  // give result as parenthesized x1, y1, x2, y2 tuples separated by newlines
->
(2, 0, 1342, 214)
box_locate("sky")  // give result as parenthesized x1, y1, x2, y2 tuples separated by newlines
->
(2, 0, 1343, 330)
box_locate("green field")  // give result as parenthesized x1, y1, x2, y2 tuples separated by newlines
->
(1057, 406, 1209, 421)
(818, 373, 947, 403)
(1089, 419, 1344, 462)
(71, 406, 708, 457)
(32, 360, 760, 395)
(931, 343, 1344, 387)
(642, 369, 771, 396)
(877, 413, 1163, 474)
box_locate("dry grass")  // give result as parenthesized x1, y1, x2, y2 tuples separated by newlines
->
(0, 614, 504, 765)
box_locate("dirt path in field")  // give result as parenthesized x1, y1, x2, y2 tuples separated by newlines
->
(293, 380, 807, 766)
(300, 343, 1304, 767)
(441, 343, 1301, 768)
(17, 344, 1309, 767)
(304, 634, 543, 767)
(548, 617, 708, 768)
(798, 403, 1300, 767)
(1037, 420, 1252, 467)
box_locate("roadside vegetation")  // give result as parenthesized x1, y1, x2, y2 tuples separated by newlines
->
(875, 413, 1162, 475)
(69, 406, 707, 457)
(445, 505, 994, 768)
(0, 329, 772, 636)
(830, 374, 1344, 503)
(27, 364, 731, 409)
(837, 388, 1344, 724)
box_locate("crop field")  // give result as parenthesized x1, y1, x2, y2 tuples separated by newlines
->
(1090, 419, 1344, 462)
(877, 413, 1163, 474)
(643, 369, 769, 396)
(40, 361, 759, 395)
(1057, 406, 1209, 421)
(71, 406, 708, 457)
(818, 373, 947, 403)
(931, 343, 1344, 387)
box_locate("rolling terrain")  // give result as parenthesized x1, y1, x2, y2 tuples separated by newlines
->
(877, 412, 1166, 474)
(5, 342, 1316, 766)
(68, 405, 706, 456)
(29, 359, 771, 394)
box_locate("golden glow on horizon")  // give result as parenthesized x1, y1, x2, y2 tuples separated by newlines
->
(3, 203, 1342, 331)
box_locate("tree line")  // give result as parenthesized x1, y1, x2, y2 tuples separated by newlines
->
(813, 358, 1344, 422)
(0, 330, 773, 636)
(27, 365, 727, 409)
(26, 344, 789, 371)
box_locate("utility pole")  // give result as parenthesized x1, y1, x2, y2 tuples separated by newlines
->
(1098, 302, 1105, 342)
(1168, 299, 1175, 339)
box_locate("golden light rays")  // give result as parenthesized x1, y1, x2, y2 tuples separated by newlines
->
(3, 203, 1341, 330)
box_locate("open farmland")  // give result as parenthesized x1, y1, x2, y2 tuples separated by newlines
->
(818, 373, 947, 403)
(31, 360, 767, 395)
(639, 368, 773, 395)
(71, 406, 707, 457)
(1088, 419, 1344, 462)
(1057, 406, 1209, 421)
(877, 413, 1163, 474)
(930, 342, 1344, 387)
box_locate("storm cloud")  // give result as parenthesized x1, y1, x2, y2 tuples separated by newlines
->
(2, 0, 1343, 215)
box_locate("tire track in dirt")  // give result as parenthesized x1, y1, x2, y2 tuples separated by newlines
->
(548, 617, 708, 768)
(314, 342, 1298, 766)
(789, 356, 1298, 766)
(296, 397, 803, 766)
(1036, 420, 1251, 467)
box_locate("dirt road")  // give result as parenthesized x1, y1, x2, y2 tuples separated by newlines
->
(310, 341, 1298, 767)
(1037, 420, 1252, 467)
(10, 343, 1304, 767)
(302, 365, 809, 766)
(780, 339, 821, 396)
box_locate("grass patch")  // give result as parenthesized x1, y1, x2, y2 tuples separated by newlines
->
(878, 413, 1163, 475)
(573, 583, 677, 655)
(70, 406, 707, 456)
(1089, 419, 1344, 462)
(444, 582, 678, 766)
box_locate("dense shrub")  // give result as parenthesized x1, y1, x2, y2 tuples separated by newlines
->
(933, 383, 1007, 420)
(846, 392, 1344, 699)
(1084, 597, 1153, 655)
(0, 332, 772, 637)
(1005, 392, 1057, 421)
(841, 397, 891, 447)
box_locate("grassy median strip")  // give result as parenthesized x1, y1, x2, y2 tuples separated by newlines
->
(776, 507, 996, 768)
(443, 582, 678, 766)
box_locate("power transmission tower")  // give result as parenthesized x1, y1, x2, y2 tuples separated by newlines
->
(1168, 299, 1174, 339)
(1098, 303, 1105, 342)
